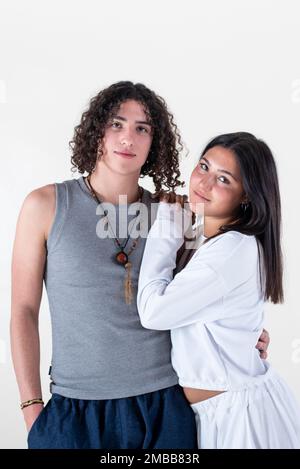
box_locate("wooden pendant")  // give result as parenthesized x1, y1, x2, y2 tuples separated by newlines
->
(116, 251, 128, 265)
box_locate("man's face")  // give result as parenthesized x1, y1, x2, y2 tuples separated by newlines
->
(100, 99, 153, 176)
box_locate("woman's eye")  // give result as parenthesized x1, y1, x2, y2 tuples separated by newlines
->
(199, 162, 208, 171)
(218, 176, 230, 184)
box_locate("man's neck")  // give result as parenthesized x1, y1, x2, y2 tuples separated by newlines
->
(89, 162, 141, 205)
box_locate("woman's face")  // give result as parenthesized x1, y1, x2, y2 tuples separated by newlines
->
(189, 145, 246, 219)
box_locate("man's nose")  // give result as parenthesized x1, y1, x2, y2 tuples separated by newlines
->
(120, 128, 134, 147)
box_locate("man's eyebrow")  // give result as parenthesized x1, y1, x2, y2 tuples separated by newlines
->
(112, 115, 152, 126)
(201, 156, 238, 181)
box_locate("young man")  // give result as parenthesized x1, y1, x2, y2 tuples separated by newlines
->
(11, 81, 269, 449)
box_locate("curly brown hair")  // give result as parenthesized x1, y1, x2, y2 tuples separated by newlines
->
(69, 81, 185, 193)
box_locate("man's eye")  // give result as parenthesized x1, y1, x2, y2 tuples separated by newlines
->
(137, 126, 149, 133)
(111, 121, 122, 128)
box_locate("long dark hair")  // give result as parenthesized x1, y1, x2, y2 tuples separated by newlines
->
(201, 132, 283, 304)
(69, 81, 185, 193)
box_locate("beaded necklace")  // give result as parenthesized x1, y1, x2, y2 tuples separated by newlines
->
(85, 175, 143, 305)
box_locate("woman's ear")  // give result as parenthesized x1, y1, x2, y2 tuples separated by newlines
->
(241, 194, 250, 204)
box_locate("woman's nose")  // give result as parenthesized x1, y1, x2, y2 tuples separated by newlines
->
(199, 173, 213, 191)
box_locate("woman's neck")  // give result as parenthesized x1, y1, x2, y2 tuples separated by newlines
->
(89, 162, 141, 205)
(203, 216, 232, 238)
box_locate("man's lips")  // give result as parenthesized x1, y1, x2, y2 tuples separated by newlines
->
(114, 150, 136, 158)
(193, 190, 211, 202)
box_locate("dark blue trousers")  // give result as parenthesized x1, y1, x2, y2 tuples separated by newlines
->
(28, 385, 197, 449)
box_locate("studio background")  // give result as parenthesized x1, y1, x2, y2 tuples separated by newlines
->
(0, 0, 299, 448)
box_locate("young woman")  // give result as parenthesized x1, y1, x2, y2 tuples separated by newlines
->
(137, 132, 300, 449)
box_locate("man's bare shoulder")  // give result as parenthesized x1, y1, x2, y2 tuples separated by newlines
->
(19, 184, 56, 238)
(22, 184, 55, 213)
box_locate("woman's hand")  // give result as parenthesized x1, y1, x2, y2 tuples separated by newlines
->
(256, 328, 270, 359)
(158, 191, 188, 207)
(157, 191, 196, 233)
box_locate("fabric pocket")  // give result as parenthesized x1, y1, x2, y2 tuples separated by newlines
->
(27, 397, 51, 443)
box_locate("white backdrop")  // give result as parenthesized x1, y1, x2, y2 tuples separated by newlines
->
(0, 0, 299, 449)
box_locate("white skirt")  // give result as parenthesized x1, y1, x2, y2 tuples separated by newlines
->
(190, 366, 300, 449)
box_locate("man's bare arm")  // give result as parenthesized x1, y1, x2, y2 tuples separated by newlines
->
(10, 185, 55, 431)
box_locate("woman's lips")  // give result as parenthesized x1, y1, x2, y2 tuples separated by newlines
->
(193, 190, 211, 202)
(114, 151, 136, 159)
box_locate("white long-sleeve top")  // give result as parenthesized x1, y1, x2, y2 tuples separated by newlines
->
(137, 202, 268, 391)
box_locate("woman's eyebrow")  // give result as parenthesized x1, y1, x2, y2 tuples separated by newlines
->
(217, 169, 238, 181)
(201, 156, 238, 181)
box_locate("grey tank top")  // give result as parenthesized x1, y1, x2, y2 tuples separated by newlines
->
(44, 176, 178, 399)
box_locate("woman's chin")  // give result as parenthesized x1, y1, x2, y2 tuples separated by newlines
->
(189, 200, 206, 216)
